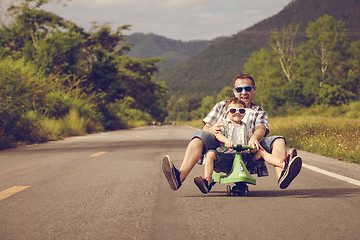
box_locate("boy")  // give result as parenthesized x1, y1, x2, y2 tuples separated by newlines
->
(193, 97, 250, 193)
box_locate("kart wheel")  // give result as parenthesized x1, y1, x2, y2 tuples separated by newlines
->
(244, 188, 249, 197)
(226, 185, 232, 196)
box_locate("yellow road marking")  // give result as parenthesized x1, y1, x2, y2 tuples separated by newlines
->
(0, 186, 31, 201)
(90, 151, 107, 157)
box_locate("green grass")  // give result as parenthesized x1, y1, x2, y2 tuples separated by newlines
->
(269, 116, 360, 164)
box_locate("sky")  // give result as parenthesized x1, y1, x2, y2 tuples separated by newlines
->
(34, 0, 292, 41)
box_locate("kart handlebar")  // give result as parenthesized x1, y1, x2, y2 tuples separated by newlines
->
(233, 144, 253, 152)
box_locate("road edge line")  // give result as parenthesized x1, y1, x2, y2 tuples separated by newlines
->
(303, 163, 360, 187)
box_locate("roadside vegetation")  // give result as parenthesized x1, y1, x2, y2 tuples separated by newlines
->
(269, 115, 360, 164)
(0, 0, 167, 149)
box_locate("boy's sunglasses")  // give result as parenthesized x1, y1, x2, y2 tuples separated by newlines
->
(227, 108, 246, 115)
(234, 85, 255, 93)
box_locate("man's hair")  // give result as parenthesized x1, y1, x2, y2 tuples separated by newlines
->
(232, 74, 255, 86)
(225, 97, 246, 109)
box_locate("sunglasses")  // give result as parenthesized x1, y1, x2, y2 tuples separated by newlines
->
(227, 108, 246, 115)
(234, 85, 255, 93)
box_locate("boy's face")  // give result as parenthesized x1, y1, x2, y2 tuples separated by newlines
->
(226, 102, 246, 124)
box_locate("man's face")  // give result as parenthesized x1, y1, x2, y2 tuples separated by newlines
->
(233, 78, 256, 108)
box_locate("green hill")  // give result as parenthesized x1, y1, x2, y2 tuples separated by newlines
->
(156, 0, 360, 96)
(125, 33, 223, 69)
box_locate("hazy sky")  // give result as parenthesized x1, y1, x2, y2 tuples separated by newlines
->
(40, 0, 294, 41)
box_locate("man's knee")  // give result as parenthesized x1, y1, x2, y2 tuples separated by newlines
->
(190, 137, 204, 148)
(191, 129, 219, 153)
(270, 138, 286, 150)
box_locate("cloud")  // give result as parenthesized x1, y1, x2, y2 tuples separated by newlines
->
(74, 0, 216, 8)
(42, 0, 292, 40)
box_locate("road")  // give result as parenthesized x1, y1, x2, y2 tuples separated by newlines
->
(0, 126, 359, 240)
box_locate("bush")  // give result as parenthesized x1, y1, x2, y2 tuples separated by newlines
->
(101, 97, 153, 130)
(0, 58, 102, 148)
(59, 109, 87, 137)
(0, 58, 51, 147)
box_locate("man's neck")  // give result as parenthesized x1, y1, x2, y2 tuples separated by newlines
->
(245, 102, 252, 108)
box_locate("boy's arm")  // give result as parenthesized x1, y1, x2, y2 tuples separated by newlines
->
(214, 132, 233, 149)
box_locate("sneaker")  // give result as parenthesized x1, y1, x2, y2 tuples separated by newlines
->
(162, 155, 182, 191)
(207, 178, 216, 191)
(290, 148, 297, 159)
(278, 155, 302, 189)
(194, 176, 209, 194)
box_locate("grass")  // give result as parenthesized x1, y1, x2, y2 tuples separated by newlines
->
(269, 116, 360, 164)
(174, 116, 360, 164)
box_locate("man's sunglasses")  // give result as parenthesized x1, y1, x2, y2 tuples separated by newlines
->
(234, 85, 255, 93)
(227, 108, 246, 115)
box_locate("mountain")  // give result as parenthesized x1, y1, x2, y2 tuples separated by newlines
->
(156, 0, 360, 96)
(124, 33, 224, 69)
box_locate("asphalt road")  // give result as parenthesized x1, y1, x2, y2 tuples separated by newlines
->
(0, 126, 359, 240)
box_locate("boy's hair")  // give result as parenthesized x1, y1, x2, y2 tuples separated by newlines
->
(225, 97, 246, 109)
(232, 74, 255, 86)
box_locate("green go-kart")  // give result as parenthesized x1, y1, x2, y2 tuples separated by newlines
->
(212, 144, 268, 196)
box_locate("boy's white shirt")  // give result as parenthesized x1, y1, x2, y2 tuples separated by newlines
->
(201, 109, 254, 164)
(219, 116, 252, 154)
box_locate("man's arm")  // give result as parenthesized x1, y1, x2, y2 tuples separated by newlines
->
(248, 125, 267, 151)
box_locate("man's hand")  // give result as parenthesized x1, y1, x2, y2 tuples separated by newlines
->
(248, 126, 266, 153)
(204, 120, 223, 135)
(248, 136, 262, 153)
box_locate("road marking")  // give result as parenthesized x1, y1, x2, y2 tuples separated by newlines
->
(303, 163, 360, 187)
(90, 151, 107, 157)
(0, 186, 31, 201)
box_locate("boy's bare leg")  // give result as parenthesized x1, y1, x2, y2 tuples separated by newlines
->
(255, 149, 285, 169)
(178, 138, 204, 182)
(204, 152, 216, 180)
(270, 138, 287, 179)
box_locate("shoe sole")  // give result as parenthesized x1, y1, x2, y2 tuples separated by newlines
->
(194, 176, 208, 194)
(279, 156, 302, 189)
(161, 155, 180, 191)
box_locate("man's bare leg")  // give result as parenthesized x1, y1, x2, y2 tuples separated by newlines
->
(178, 137, 204, 182)
(270, 138, 287, 179)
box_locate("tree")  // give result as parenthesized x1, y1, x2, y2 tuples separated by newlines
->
(270, 23, 300, 83)
(1, 0, 169, 130)
(243, 48, 285, 113)
(216, 86, 234, 102)
(303, 15, 348, 80)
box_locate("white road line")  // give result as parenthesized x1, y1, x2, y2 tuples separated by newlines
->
(303, 163, 360, 187)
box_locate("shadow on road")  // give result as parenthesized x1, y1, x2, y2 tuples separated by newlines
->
(186, 188, 360, 198)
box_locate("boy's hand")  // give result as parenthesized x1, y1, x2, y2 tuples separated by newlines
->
(225, 141, 233, 149)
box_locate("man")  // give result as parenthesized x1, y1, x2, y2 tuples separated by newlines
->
(162, 74, 302, 191)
